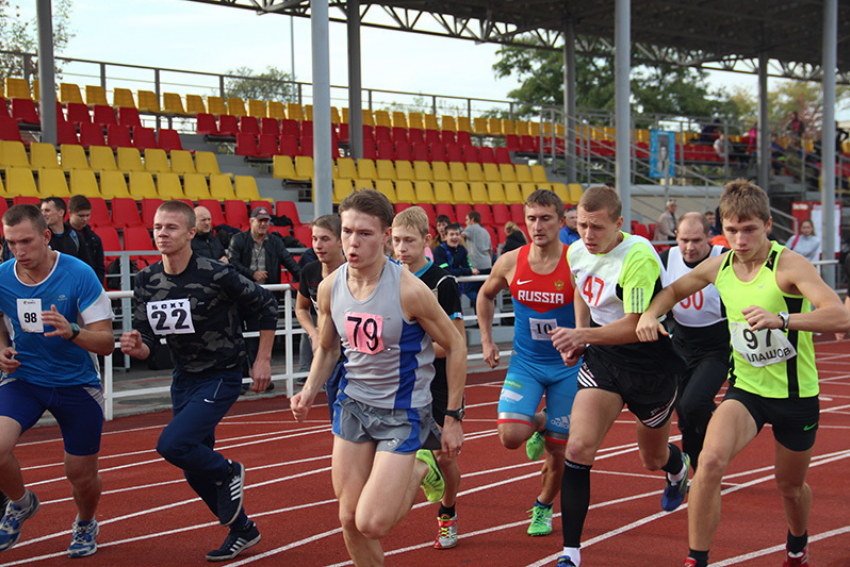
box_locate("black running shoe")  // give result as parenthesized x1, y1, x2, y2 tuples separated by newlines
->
(205, 521, 260, 562)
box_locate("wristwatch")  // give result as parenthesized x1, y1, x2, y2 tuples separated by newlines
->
(68, 323, 81, 341)
(444, 408, 465, 422)
(778, 311, 790, 330)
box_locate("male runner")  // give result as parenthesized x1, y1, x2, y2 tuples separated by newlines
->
(120, 201, 277, 562)
(637, 180, 850, 567)
(478, 189, 580, 538)
(660, 212, 730, 470)
(548, 185, 690, 567)
(0, 204, 114, 557)
(392, 206, 466, 550)
(291, 189, 466, 566)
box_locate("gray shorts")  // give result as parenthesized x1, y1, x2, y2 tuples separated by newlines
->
(332, 396, 442, 454)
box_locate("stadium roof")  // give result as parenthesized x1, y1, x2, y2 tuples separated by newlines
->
(185, 0, 850, 82)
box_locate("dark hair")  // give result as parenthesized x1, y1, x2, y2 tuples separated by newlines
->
(339, 189, 394, 229)
(525, 189, 564, 217)
(578, 185, 622, 221)
(466, 210, 481, 224)
(312, 213, 341, 239)
(157, 200, 196, 230)
(435, 214, 451, 225)
(41, 196, 67, 215)
(68, 195, 92, 214)
(446, 223, 463, 233)
(719, 179, 770, 223)
(3, 204, 48, 232)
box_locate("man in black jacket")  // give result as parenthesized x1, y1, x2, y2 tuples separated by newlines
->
(191, 206, 227, 262)
(67, 196, 106, 287)
(41, 197, 93, 269)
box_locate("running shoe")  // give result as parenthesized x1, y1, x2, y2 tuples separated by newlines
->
(662, 452, 691, 511)
(216, 460, 245, 526)
(783, 545, 809, 567)
(206, 521, 261, 562)
(555, 556, 577, 566)
(526, 431, 545, 461)
(683, 559, 698, 567)
(67, 518, 99, 558)
(434, 513, 458, 549)
(527, 503, 553, 536)
(415, 450, 445, 503)
(0, 490, 39, 552)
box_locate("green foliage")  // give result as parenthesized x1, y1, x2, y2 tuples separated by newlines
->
(223, 66, 296, 103)
(0, 0, 74, 81)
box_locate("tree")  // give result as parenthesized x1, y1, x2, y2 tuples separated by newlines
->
(223, 66, 296, 103)
(0, 0, 74, 81)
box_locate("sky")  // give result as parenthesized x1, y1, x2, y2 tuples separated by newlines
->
(15, 0, 849, 122)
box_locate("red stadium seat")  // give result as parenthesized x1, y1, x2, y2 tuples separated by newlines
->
(376, 141, 394, 161)
(337, 122, 350, 144)
(479, 147, 496, 164)
(429, 143, 446, 163)
(434, 203, 456, 224)
(505, 134, 521, 152)
(455, 203, 473, 222)
(391, 127, 408, 146)
(235, 133, 258, 158)
(275, 201, 302, 226)
(0, 115, 23, 143)
(218, 115, 239, 137)
(111, 197, 144, 228)
(132, 127, 158, 151)
(440, 130, 455, 146)
(117, 107, 142, 130)
(196, 113, 219, 136)
(494, 147, 512, 165)
(92, 105, 117, 129)
(456, 131, 472, 147)
(509, 203, 524, 225)
(65, 102, 91, 127)
(240, 116, 260, 136)
(473, 204, 493, 226)
(424, 129, 440, 146)
(140, 198, 164, 227)
(462, 145, 479, 164)
(281, 119, 299, 138)
(256, 134, 278, 159)
(107, 124, 133, 149)
(196, 199, 227, 226)
(416, 203, 436, 228)
(79, 122, 106, 149)
(375, 125, 391, 144)
(394, 142, 412, 162)
(408, 129, 424, 147)
(492, 204, 510, 226)
(278, 135, 299, 157)
(224, 199, 249, 230)
(260, 117, 280, 138)
(300, 136, 313, 157)
(57, 119, 79, 145)
(445, 143, 463, 163)
(123, 226, 158, 267)
(86, 198, 111, 228)
(301, 120, 313, 138)
(158, 129, 183, 152)
(11, 98, 39, 125)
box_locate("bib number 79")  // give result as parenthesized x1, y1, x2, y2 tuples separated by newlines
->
(345, 312, 385, 354)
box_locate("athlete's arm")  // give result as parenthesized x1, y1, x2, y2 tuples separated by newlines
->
(555, 279, 589, 366)
(41, 305, 114, 356)
(0, 316, 20, 374)
(475, 250, 517, 368)
(295, 292, 319, 351)
(291, 273, 341, 421)
(250, 329, 274, 393)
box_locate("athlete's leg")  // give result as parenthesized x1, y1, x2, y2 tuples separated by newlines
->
(539, 436, 566, 505)
(635, 419, 674, 471)
(774, 442, 813, 540)
(332, 437, 382, 566)
(676, 355, 728, 470)
(688, 399, 758, 552)
(0, 418, 24, 501)
(435, 451, 459, 509)
(64, 453, 101, 522)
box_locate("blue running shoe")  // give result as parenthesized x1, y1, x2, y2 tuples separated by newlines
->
(206, 521, 261, 562)
(555, 556, 577, 566)
(67, 518, 99, 558)
(0, 491, 39, 552)
(216, 461, 245, 526)
(662, 452, 691, 511)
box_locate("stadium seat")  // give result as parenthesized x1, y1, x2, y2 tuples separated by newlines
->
(357, 159, 378, 181)
(446, 143, 463, 163)
(272, 155, 297, 180)
(144, 148, 170, 174)
(492, 203, 510, 225)
(113, 88, 136, 109)
(482, 163, 501, 183)
(55, 119, 79, 146)
(196, 199, 227, 226)
(254, 134, 277, 159)
(234, 175, 263, 202)
(275, 201, 302, 226)
(84, 85, 108, 107)
(449, 162, 468, 182)
(281, 119, 299, 138)
(59, 83, 84, 104)
(235, 133, 258, 158)
(247, 99, 266, 118)
(506, 134, 521, 152)
(569, 183, 583, 204)
(488, 183, 507, 205)
(333, 179, 353, 204)
(455, 203, 473, 223)
(140, 197, 164, 226)
(218, 115, 239, 137)
(132, 126, 159, 151)
(413, 180, 436, 204)
(65, 102, 91, 127)
(276, 134, 297, 157)
(107, 124, 133, 149)
(4, 78, 30, 100)
(0, 115, 23, 143)
(375, 179, 397, 202)
(498, 164, 517, 183)
(206, 96, 227, 116)
(520, 183, 537, 201)
(515, 164, 533, 183)
(34, 167, 69, 198)
(117, 147, 145, 172)
(60, 144, 90, 171)
(452, 182, 472, 204)
(413, 161, 433, 182)
(504, 183, 523, 204)
(433, 181, 454, 204)
(465, 162, 484, 182)
(457, 117, 471, 134)
(94, 226, 121, 263)
(3, 167, 38, 197)
(473, 203, 493, 226)
(195, 152, 225, 177)
(432, 162, 451, 182)
(117, 107, 142, 130)
(260, 117, 281, 138)
(209, 174, 236, 201)
(111, 197, 144, 228)
(89, 145, 119, 172)
(224, 199, 249, 230)
(226, 97, 247, 117)
(11, 98, 39, 125)
(396, 180, 416, 204)
(429, 143, 447, 163)
(163, 93, 187, 115)
(183, 173, 211, 200)
(70, 169, 102, 198)
(494, 147, 512, 165)
(129, 171, 159, 200)
(354, 179, 373, 191)
(158, 129, 184, 152)
(376, 159, 396, 180)
(185, 94, 206, 116)
(240, 116, 260, 136)
(394, 160, 414, 182)
(531, 165, 548, 183)
(123, 226, 158, 267)
(469, 182, 489, 205)
(156, 172, 186, 200)
(79, 122, 106, 149)
(336, 158, 358, 180)
(434, 203, 456, 224)
(92, 105, 117, 128)
(30, 142, 59, 170)
(287, 103, 304, 122)
(99, 171, 132, 199)
(196, 113, 219, 136)
(0, 140, 29, 168)
(137, 90, 161, 114)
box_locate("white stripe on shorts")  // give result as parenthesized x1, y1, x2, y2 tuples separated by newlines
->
(578, 365, 597, 388)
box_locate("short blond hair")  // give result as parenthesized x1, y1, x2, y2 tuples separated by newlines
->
(578, 185, 621, 221)
(392, 206, 430, 237)
(719, 179, 770, 223)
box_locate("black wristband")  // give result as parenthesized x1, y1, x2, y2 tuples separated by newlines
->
(69, 323, 81, 341)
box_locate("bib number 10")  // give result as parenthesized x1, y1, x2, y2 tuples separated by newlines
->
(345, 312, 385, 354)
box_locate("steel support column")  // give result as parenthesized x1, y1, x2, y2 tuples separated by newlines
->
(312, 0, 333, 216)
(347, 0, 363, 161)
(36, 0, 57, 145)
(614, 0, 631, 220)
(820, 0, 838, 286)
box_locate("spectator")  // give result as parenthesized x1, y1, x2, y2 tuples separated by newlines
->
(462, 211, 492, 273)
(501, 221, 527, 253)
(786, 110, 806, 144)
(431, 214, 451, 250)
(434, 223, 477, 305)
(67, 195, 106, 286)
(713, 134, 749, 164)
(786, 219, 821, 263)
(704, 210, 721, 238)
(698, 117, 721, 145)
(770, 134, 787, 174)
(836, 121, 849, 153)
(40, 197, 93, 268)
(558, 206, 580, 245)
(191, 206, 228, 262)
(654, 198, 677, 242)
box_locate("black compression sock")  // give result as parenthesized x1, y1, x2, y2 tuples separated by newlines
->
(662, 443, 684, 475)
(688, 549, 708, 567)
(560, 459, 591, 548)
(787, 530, 808, 554)
(438, 504, 456, 518)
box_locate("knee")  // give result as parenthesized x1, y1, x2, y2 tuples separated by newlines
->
(498, 426, 530, 451)
(565, 437, 596, 465)
(156, 434, 188, 465)
(65, 464, 100, 490)
(338, 506, 358, 533)
(776, 479, 808, 502)
(692, 447, 727, 484)
(355, 511, 392, 540)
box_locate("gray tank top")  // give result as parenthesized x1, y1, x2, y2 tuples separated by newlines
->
(331, 260, 435, 410)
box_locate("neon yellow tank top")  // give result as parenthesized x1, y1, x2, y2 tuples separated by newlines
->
(714, 242, 817, 399)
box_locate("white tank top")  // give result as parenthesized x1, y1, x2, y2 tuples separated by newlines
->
(663, 245, 725, 328)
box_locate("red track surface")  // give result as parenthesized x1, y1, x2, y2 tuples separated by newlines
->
(3, 340, 850, 566)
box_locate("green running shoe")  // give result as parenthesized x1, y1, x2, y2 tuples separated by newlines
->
(526, 431, 545, 461)
(416, 449, 445, 503)
(527, 503, 553, 536)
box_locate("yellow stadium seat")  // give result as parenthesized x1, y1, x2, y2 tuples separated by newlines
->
(170, 150, 196, 175)
(396, 180, 417, 203)
(374, 110, 391, 128)
(59, 83, 84, 104)
(70, 170, 102, 198)
(433, 181, 453, 204)
(552, 182, 570, 204)
(234, 176, 265, 202)
(294, 156, 313, 181)
(395, 160, 415, 181)
(515, 121, 529, 137)
(144, 149, 171, 174)
(31, 79, 40, 103)
(208, 175, 234, 201)
(157, 172, 186, 200)
(353, 179, 373, 191)
(336, 158, 358, 180)
(499, 164, 517, 183)
(99, 171, 132, 199)
(515, 164, 533, 183)
(29, 142, 59, 170)
(287, 103, 304, 122)
(376, 159, 396, 181)
(227, 97, 247, 117)
(441, 116, 457, 132)
(466, 162, 484, 183)
(334, 179, 353, 204)
(89, 145, 119, 172)
(195, 152, 225, 176)
(520, 183, 537, 201)
(469, 182, 488, 203)
(113, 87, 136, 109)
(408, 113, 424, 130)
(206, 96, 227, 116)
(272, 155, 297, 179)
(5, 167, 39, 197)
(432, 162, 451, 182)
(37, 168, 71, 198)
(530, 165, 548, 183)
(267, 101, 286, 120)
(457, 116, 471, 133)
(536, 183, 553, 193)
(452, 182, 471, 204)
(530, 122, 541, 137)
(375, 179, 397, 202)
(0, 175, 4, 198)
(488, 118, 504, 137)
(0, 141, 29, 169)
(5, 78, 31, 100)
(473, 118, 488, 135)
(842, 140, 850, 154)
(331, 107, 341, 124)
(247, 99, 266, 118)
(504, 182, 523, 204)
(555, 124, 565, 136)
(137, 90, 161, 113)
(341, 107, 350, 124)
(85, 85, 108, 107)
(185, 94, 206, 115)
(117, 147, 145, 173)
(424, 114, 439, 131)
(483, 163, 501, 183)
(163, 93, 187, 115)
(502, 119, 515, 136)
(487, 183, 506, 204)
(129, 171, 159, 200)
(305, 105, 313, 121)
(361, 109, 374, 127)
(413, 180, 435, 204)
(568, 183, 584, 204)
(392, 111, 407, 129)
(60, 144, 90, 171)
(449, 162, 468, 182)
(357, 159, 378, 181)
(413, 161, 433, 182)
(183, 173, 211, 200)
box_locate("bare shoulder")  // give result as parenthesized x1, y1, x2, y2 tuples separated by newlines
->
(399, 268, 437, 316)
(316, 268, 340, 304)
(490, 248, 519, 280)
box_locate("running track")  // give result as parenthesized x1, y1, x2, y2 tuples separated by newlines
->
(3, 340, 850, 566)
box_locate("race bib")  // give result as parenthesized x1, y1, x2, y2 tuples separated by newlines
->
(344, 312, 384, 354)
(146, 299, 195, 336)
(529, 317, 557, 341)
(17, 298, 44, 333)
(729, 321, 797, 367)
